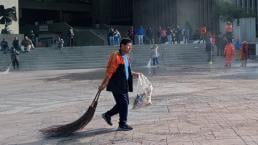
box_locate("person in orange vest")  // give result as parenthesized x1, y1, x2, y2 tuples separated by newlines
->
(240, 41, 248, 67)
(99, 38, 141, 131)
(224, 39, 235, 68)
(225, 21, 233, 42)
(199, 24, 207, 43)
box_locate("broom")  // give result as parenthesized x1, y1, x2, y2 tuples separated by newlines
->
(40, 90, 101, 136)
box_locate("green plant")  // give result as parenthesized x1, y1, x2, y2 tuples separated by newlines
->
(213, 1, 251, 23)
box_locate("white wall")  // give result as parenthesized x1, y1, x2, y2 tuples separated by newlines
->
(0, 0, 19, 34)
(219, 18, 256, 42)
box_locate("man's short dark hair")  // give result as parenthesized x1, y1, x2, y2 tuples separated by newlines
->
(120, 38, 132, 47)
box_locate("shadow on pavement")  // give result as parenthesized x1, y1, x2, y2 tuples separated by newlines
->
(42, 70, 105, 82)
(13, 128, 116, 145)
(55, 128, 117, 145)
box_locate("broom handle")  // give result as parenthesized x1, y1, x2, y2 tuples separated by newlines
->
(93, 90, 101, 102)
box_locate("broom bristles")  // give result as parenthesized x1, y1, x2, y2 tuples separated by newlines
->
(40, 91, 101, 136)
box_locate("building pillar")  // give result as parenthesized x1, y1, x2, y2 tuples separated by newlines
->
(59, 10, 63, 21)
(247, 0, 250, 13)
(199, 0, 203, 25)
(237, 0, 241, 8)
(256, 0, 258, 18)
(251, 0, 255, 10)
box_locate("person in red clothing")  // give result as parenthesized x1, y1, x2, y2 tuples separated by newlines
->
(240, 41, 248, 67)
(224, 40, 235, 68)
(199, 24, 207, 43)
(99, 38, 141, 131)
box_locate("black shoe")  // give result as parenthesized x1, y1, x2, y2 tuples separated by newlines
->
(102, 113, 112, 126)
(118, 124, 133, 131)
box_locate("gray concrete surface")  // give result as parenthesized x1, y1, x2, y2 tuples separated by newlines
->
(1, 63, 258, 145)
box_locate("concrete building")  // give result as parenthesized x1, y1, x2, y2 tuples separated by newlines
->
(132, 0, 216, 33)
(19, 0, 92, 26)
(225, 0, 258, 35)
(1, 0, 217, 35)
(232, 0, 257, 14)
(92, 0, 133, 25)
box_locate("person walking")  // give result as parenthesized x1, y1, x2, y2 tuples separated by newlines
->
(199, 24, 207, 43)
(240, 41, 248, 67)
(56, 36, 64, 50)
(224, 40, 235, 68)
(0, 38, 9, 54)
(99, 38, 141, 131)
(113, 28, 121, 45)
(107, 27, 115, 46)
(68, 27, 75, 47)
(146, 27, 154, 44)
(10, 47, 20, 70)
(205, 36, 214, 64)
(12, 37, 20, 51)
(151, 44, 159, 66)
(21, 36, 34, 53)
(167, 27, 173, 45)
(127, 26, 135, 44)
(28, 30, 36, 48)
(234, 38, 241, 60)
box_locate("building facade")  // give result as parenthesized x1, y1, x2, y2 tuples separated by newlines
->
(92, 0, 133, 25)
(227, 0, 258, 33)
(1, 0, 218, 34)
(133, 0, 216, 33)
(233, 0, 257, 14)
(19, 0, 92, 26)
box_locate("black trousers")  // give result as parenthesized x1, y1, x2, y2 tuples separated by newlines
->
(12, 58, 19, 69)
(106, 92, 129, 126)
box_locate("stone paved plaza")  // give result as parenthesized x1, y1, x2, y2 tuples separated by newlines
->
(1, 63, 258, 145)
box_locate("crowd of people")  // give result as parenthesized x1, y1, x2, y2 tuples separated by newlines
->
(107, 22, 250, 68)
(107, 25, 191, 46)
(0, 34, 36, 70)
(0, 21, 252, 70)
(202, 21, 249, 68)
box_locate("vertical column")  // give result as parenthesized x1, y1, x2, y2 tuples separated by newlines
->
(237, 0, 241, 8)
(247, 0, 250, 13)
(257, 0, 258, 16)
(199, 0, 202, 26)
(175, 0, 177, 27)
(199, 0, 202, 25)
(251, 0, 255, 14)
(252, 0, 255, 10)
(204, 0, 207, 25)
(59, 10, 63, 21)
(206, 0, 209, 29)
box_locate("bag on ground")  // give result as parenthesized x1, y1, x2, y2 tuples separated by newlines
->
(133, 74, 153, 109)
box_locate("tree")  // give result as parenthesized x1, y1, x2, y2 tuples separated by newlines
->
(213, 1, 250, 23)
(0, 5, 17, 34)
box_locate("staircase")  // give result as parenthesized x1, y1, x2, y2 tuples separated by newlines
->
(0, 44, 207, 71)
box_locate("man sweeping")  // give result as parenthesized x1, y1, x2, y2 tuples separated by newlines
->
(98, 38, 141, 131)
